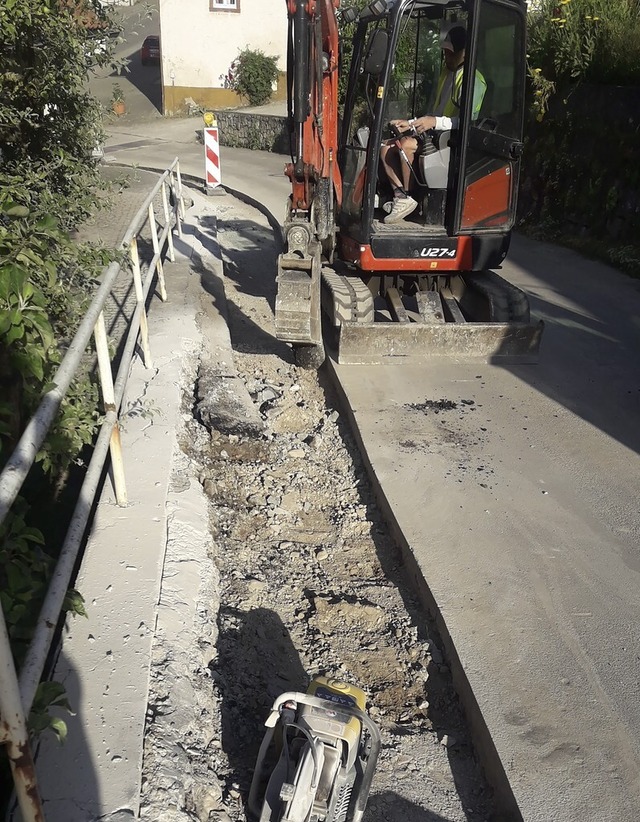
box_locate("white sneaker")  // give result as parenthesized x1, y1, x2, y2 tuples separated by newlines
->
(384, 195, 418, 224)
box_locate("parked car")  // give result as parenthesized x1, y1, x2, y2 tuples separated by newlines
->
(141, 35, 160, 66)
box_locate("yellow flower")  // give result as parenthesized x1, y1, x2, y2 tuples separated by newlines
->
(559, 0, 571, 4)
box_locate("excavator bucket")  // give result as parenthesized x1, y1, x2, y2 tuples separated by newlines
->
(275, 249, 323, 347)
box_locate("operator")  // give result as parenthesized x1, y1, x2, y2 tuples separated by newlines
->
(380, 25, 487, 224)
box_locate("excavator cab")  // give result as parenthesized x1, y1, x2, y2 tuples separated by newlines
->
(339, 0, 527, 274)
(276, 0, 542, 366)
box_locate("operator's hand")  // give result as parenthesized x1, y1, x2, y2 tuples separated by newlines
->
(391, 116, 437, 136)
(390, 118, 411, 132)
(411, 115, 437, 134)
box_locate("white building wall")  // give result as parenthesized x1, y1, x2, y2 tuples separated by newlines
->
(159, 0, 286, 92)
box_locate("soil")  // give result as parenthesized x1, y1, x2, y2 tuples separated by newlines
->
(139, 194, 497, 822)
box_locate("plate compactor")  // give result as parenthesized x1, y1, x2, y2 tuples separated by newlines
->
(248, 677, 381, 822)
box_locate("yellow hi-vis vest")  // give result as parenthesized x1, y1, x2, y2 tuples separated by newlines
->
(434, 65, 487, 120)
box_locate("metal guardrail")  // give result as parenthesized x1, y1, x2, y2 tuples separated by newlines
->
(0, 158, 186, 821)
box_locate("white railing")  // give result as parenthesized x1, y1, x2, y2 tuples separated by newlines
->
(0, 158, 186, 821)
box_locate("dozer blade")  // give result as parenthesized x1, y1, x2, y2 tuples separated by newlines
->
(322, 269, 543, 365)
(334, 319, 544, 365)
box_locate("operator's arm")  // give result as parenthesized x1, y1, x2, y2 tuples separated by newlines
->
(409, 115, 453, 133)
(411, 72, 486, 133)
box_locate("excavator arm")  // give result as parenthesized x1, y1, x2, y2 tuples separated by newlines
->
(276, 0, 343, 364)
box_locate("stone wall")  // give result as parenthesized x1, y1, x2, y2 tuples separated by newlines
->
(214, 111, 289, 154)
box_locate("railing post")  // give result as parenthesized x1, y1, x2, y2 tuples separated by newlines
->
(148, 203, 168, 302)
(0, 609, 45, 821)
(161, 180, 176, 263)
(129, 237, 153, 368)
(168, 169, 183, 240)
(93, 311, 127, 507)
(175, 161, 186, 222)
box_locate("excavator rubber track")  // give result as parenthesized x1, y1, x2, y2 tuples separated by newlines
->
(321, 269, 543, 365)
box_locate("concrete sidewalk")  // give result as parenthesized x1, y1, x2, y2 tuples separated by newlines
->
(28, 119, 288, 821)
(32, 177, 245, 821)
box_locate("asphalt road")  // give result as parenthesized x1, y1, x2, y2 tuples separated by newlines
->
(332, 263, 640, 819)
(89, 0, 163, 121)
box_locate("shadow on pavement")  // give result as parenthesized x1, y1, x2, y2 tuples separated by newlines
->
(32, 652, 101, 822)
(215, 607, 309, 804)
(110, 49, 162, 114)
(195, 212, 293, 361)
(503, 234, 640, 457)
(364, 792, 461, 822)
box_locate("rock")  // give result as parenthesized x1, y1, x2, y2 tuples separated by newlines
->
(196, 363, 264, 437)
(192, 784, 223, 820)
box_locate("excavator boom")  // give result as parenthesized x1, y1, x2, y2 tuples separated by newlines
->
(285, 0, 342, 215)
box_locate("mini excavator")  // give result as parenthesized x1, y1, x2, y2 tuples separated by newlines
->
(277, 0, 542, 367)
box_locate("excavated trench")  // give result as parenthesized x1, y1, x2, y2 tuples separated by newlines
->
(140, 196, 498, 822)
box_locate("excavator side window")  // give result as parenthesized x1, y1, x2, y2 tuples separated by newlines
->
(340, 23, 390, 219)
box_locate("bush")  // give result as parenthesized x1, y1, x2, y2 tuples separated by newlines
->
(527, 0, 640, 117)
(231, 48, 279, 107)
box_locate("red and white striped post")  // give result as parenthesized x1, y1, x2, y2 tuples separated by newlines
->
(203, 111, 225, 196)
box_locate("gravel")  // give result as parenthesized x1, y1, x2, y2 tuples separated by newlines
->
(139, 195, 497, 822)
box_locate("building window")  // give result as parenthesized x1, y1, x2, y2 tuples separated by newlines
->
(210, 0, 240, 11)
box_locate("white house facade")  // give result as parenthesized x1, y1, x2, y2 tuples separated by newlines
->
(158, 0, 287, 114)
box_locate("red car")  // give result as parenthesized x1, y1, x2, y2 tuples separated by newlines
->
(141, 35, 160, 66)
